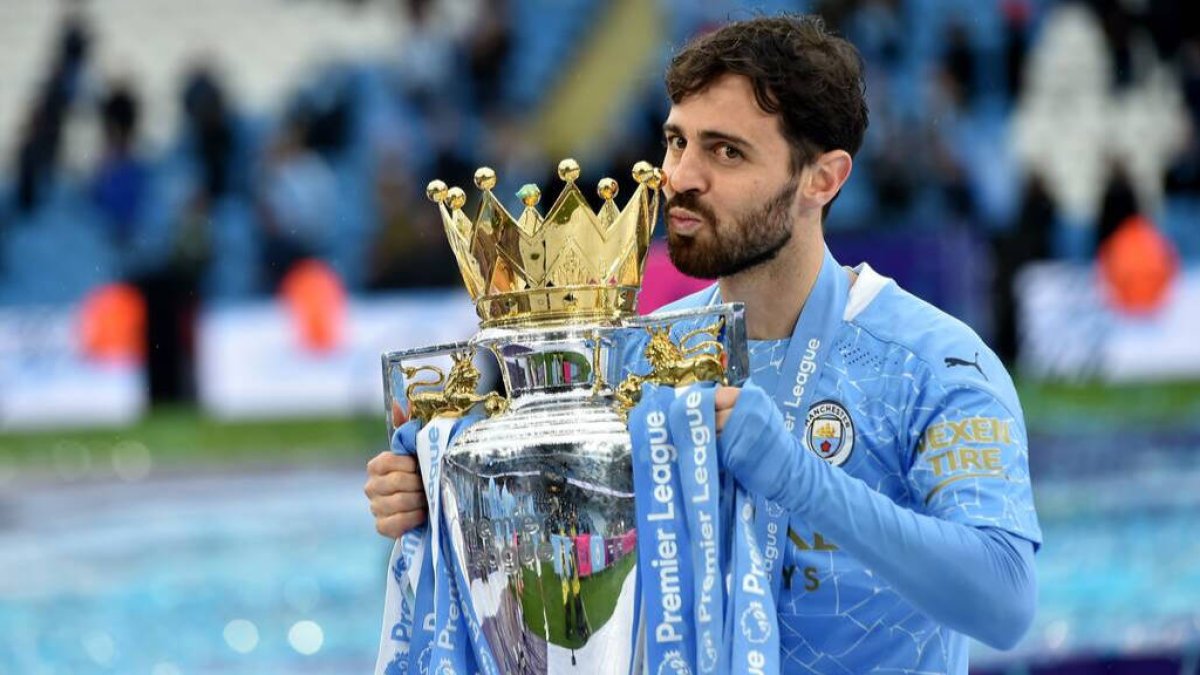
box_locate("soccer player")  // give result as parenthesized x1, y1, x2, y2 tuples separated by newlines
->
(365, 14, 1040, 673)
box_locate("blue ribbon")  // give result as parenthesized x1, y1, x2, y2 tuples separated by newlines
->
(759, 247, 850, 608)
(631, 385, 696, 674)
(753, 500, 787, 604)
(377, 416, 497, 675)
(408, 539, 437, 675)
(378, 420, 429, 675)
(445, 533, 499, 675)
(730, 488, 781, 675)
(416, 419, 460, 675)
(630, 382, 782, 674)
(708, 247, 850, 610)
(380, 533, 423, 674)
(668, 385, 724, 674)
(429, 536, 473, 675)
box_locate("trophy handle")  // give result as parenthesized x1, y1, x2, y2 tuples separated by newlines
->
(614, 316, 731, 417)
(382, 344, 509, 430)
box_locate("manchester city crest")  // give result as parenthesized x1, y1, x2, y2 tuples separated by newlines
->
(805, 400, 855, 466)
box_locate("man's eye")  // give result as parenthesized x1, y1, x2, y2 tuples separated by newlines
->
(664, 136, 685, 150)
(717, 144, 742, 160)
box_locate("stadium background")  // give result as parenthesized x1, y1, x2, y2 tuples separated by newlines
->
(1, 0, 1199, 672)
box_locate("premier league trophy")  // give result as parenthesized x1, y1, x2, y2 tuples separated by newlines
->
(381, 159, 747, 674)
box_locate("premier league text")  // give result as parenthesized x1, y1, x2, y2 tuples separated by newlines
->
(646, 410, 685, 644)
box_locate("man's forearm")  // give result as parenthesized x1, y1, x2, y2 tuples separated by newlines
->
(785, 453, 1036, 649)
(721, 389, 1037, 649)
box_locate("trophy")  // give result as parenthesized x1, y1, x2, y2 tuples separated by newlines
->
(382, 159, 747, 673)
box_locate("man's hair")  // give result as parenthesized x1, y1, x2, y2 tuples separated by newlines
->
(665, 14, 869, 187)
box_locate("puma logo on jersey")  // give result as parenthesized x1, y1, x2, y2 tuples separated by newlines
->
(944, 352, 987, 380)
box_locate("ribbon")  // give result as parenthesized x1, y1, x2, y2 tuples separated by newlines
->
(376, 416, 496, 675)
(706, 247, 850, 609)
(376, 419, 434, 675)
(730, 488, 780, 675)
(378, 530, 423, 674)
(408, 535, 438, 674)
(758, 246, 850, 610)
(628, 382, 780, 675)
(668, 385, 724, 674)
(631, 385, 696, 674)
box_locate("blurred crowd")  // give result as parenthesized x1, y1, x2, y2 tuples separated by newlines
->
(2, 0, 1199, 398)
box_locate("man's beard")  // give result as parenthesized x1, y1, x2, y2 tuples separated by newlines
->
(665, 179, 798, 279)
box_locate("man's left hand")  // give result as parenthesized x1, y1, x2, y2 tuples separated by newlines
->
(715, 381, 802, 505)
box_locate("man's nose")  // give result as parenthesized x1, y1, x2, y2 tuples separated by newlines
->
(662, 147, 708, 196)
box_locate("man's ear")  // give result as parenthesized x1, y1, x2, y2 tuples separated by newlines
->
(802, 150, 853, 210)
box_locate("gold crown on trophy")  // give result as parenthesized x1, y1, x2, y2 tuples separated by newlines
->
(426, 159, 663, 327)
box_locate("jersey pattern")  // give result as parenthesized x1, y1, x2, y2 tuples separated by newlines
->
(658, 266, 1041, 674)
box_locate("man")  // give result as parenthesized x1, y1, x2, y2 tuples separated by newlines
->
(365, 14, 1040, 673)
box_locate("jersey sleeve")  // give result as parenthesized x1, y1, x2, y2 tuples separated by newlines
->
(906, 382, 1042, 548)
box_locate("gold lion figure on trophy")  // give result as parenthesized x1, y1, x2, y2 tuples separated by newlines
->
(404, 352, 508, 423)
(615, 320, 728, 413)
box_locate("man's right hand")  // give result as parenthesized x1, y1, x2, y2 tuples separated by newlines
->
(364, 451, 428, 538)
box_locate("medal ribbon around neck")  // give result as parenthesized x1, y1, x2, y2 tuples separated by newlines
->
(707, 247, 849, 618)
(760, 246, 850, 608)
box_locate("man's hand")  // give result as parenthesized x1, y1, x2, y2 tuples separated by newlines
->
(364, 451, 427, 538)
(714, 385, 741, 433)
(715, 381, 801, 504)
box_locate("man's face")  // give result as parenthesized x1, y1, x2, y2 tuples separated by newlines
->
(661, 74, 801, 279)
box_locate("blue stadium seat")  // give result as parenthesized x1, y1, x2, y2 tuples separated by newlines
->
(0, 188, 118, 306)
(1161, 195, 1200, 262)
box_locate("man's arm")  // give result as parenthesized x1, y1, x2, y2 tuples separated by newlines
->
(717, 383, 1038, 650)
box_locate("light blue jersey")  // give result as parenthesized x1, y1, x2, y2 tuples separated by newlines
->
(656, 262, 1041, 674)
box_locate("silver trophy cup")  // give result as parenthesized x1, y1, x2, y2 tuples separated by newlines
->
(380, 160, 747, 673)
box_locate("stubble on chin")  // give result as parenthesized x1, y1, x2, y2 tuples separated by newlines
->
(665, 179, 798, 279)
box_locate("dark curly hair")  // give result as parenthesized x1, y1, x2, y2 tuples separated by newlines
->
(665, 14, 869, 175)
